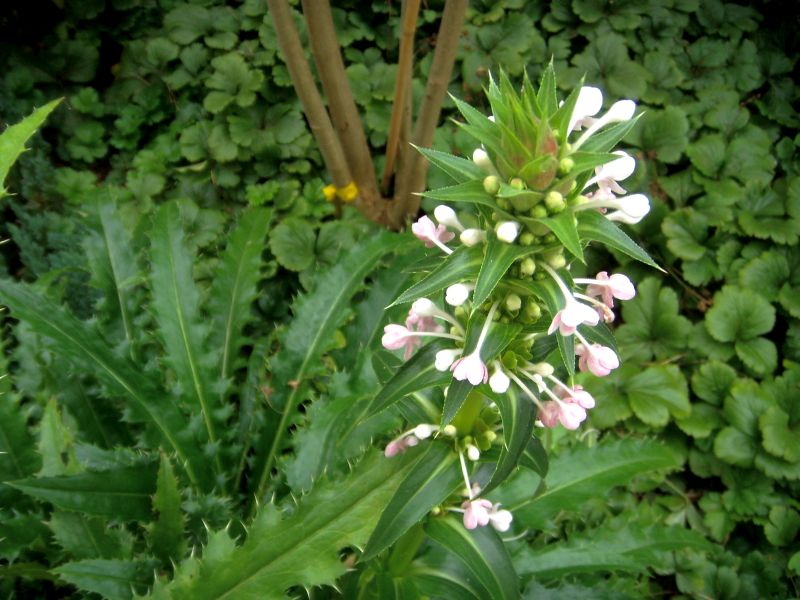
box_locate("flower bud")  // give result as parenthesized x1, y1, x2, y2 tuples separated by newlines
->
(545, 251, 566, 269)
(525, 302, 542, 319)
(510, 177, 525, 190)
(442, 424, 457, 437)
(434, 205, 462, 230)
(460, 228, 486, 247)
(531, 205, 548, 219)
(483, 175, 500, 195)
(446, 283, 471, 306)
(558, 157, 575, 174)
(520, 258, 536, 276)
(435, 349, 461, 371)
(545, 191, 565, 213)
(473, 148, 494, 172)
(496, 221, 520, 243)
(413, 424, 435, 439)
(504, 293, 522, 312)
(466, 444, 481, 461)
(531, 362, 554, 376)
(489, 368, 510, 393)
(519, 232, 535, 246)
(411, 298, 437, 317)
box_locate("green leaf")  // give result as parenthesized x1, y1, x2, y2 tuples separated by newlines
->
(0, 280, 213, 489)
(760, 407, 800, 463)
(705, 286, 775, 343)
(627, 365, 690, 427)
(735, 337, 777, 375)
(208, 208, 271, 380)
(509, 439, 680, 528)
(515, 525, 710, 578)
(10, 462, 158, 521)
(691, 361, 737, 406)
(482, 388, 534, 494)
(150, 451, 429, 599)
(0, 99, 62, 198)
(524, 210, 583, 262)
(473, 237, 535, 307)
(391, 245, 483, 307)
(48, 510, 130, 560)
(149, 455, 186, 564)
(54, 559, 154, 600)
(0, 391, 40, 483)
(369, 341, 451, 417)
(250, 232, 398, 500)
(636, 107, 689, 163)
(363, 444, 461, 561)
(426, 517, 519, 600)
(269, 218, 315, 272)
(524, 277, 574, 376)
(577, 210, 659, 269)
(687, 134, 726, 177)
(519, 437, 548, 478)
(150, 201, 221, 456)
(415, 146, 486, 183)
(422, 180, 498, 209)
(764, 506, 800, 547)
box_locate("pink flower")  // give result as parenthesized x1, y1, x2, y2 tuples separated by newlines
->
(547, 299, 600, 335)
(384, 434, 419, 457)
(557, 384, 596, 409)
(451, 351, 489, 386)
(462, 499, 493, 529)
(576, 343, 620, 377)
(539, 400, 587, 430)
(584, 271, 636, 308)
(382, 324, 413, 351)
(411, 215, 455, 249)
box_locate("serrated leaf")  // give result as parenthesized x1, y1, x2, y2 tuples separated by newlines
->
(150, 201, 221, 458)
(422, 180, 498, 209)
(691, 361, 737, 406)
(55, 559, 154, 600)
(523, 210, 583, 262)
(735, 337, 777, 375)
(391, 245, 483, 307)
(150, 451, 428, 599)
(763, 506, 800, 547)
(369, 341, 451, 417)
(10, 462, 158, 521)
(426, 516, 519, 600)
(149, 455, 186, 564)
(705, 286, 775, 343)
(0, 99, 62, 198)
(577, 210, 660, 269)
(48, 511, 130, 560)
(515, 525, 709, 578)
(509, 439, 680, 528)
(250, 232, 398, 500)
(0, 390, 40, 483)
(627, 365, 690, 427)
(415, 146, 486, 183)
(268, 218, 316, 272)
(208, 208, 271, 380)
(759, 407, 800, 463)
(363, 444, 461, 561)
(0, 280, 213, 489)
(473, 237, 535, 307)
(636, 107, 689, 163)
(714, 427, 757, 467)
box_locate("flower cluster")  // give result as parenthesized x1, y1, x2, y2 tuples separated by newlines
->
(379, 72, 653, 532)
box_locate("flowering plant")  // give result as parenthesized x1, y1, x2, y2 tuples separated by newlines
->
(364, 65, 661, 556)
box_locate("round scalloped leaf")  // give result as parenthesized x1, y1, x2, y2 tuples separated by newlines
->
(691, 361, 737, 406)
(735, 337, 777, 375)
(759, 406, 800, 463)
(713, 427, 756, 467)
(705, 286, 775, 343)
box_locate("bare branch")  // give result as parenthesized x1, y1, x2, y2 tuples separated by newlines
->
(380, 0, 421, 197)
(301, 0, 383, 221)
(393, 0, 468, 224)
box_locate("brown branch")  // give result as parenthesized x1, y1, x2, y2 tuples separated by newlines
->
(301, 0, 384, 222)
(392, 0, 468, 225)
(267, 0, 351, 200)
(380, 0, 421, 197)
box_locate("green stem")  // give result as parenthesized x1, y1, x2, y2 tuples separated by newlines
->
(450, 390, 485, 436)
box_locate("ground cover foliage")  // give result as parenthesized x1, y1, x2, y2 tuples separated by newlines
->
(0, 0, 798, 598)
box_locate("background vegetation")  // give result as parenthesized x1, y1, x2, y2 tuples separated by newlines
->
(0, 0, 798, 598)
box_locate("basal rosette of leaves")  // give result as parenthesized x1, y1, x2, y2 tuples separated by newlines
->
(364, 65, 665, 556)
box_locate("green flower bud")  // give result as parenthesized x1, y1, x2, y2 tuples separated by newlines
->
(545, 190, 565, 213)
(520, 232, 535, 245)
(483, 175, 500, 195)
(496, 197, 510, 210)
(442, 425, 457, 437)
(505, 293, 522, 312)
(531, 205, 548, 219)
(546, 251, 567, 269)
(520, 257, 536, 276)
(510, 177, 525, 190)
(558, 157, 574, 174)
(525, 302, 542, 319)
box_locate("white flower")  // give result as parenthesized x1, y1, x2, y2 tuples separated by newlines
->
(489, 367, 510, 393)
(460, 228, 486, 247)
(446, 283, 472, 306)
(435, 348, 461, 371)
(568, 85, 603, 133)
(495, 221, 520, 244)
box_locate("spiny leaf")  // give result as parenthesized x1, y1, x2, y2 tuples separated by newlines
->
(150, 201, 221, 456)
(421, 180, 498, 209)
(473, 237, 535, 307)
(0, 279, 213, 489)
(149, 454, 186, 564)
(209, 208, 272, 381)
(48, 511, 131, 560)
(148, 451, 424, 599)
(54, 559, 156, 600)
(0, 375, 40, 483)
(0, 98, 62, 198)
(415, 146, 486, 184)
(576, 209, 661, 269)
(390, 244, 483, 307)
(250, 231, 399, 501)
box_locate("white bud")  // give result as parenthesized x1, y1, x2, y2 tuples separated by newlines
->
(605, 99, 636, 122)
(466, 444, 480, 461)
(495, 221, 520, 244)
(434, 205, 462, 230)
(442, 424, 458, 437)
(531, 362, 554, 377)
(445, 283, 471, 306)
(413, 424, 435, 439)
(405, 435, 420, 447)
(472, 148, 495, 173)
(489, 368, 510, 393)
(435, 349, 461, 371)
(411, 298, 437, 317)
(607, 193, 650, 224)
(460, 228, 486, 247)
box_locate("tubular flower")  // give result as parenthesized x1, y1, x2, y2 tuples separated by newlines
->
(583, 151, 636, 198)
(579, 271, 636, 308)
(411, 215, 455, 254)
(434, 205, 464, 231)
(547, 299, 600, 335)
(568, 86, 603, 133)
(462, 498, 493, 529)
(575, 342, 620, 377)
(451, 351, 489, 385)
(538, 399, 587, 430)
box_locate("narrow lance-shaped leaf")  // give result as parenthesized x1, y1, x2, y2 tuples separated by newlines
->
(391, 244, 483, 307)
(10, 461, 158, 521)
(250, 232, 399, 502)
(414, 146, 486, 184)
(481, 387, 534, 494)
(521, 210, 584, 262)
(577, 209, 661, 270)
(472, 236, 536, 307)
(208, 207, 271, 381)
(362, 443, 462, 561)
(0, 279, 213, 488)
(426, 516, 519, 600)
(150, 201, 221, 456)
(147, 450, 426, 600)
(149, 454, 186, 564)
(422, 180, 498, 209)
(0, 98, 62, 198)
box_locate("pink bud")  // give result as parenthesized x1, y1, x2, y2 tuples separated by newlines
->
(381, 324, 411, 350)
(576, 343, 619, 377)
(462, 499, 493, 529)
